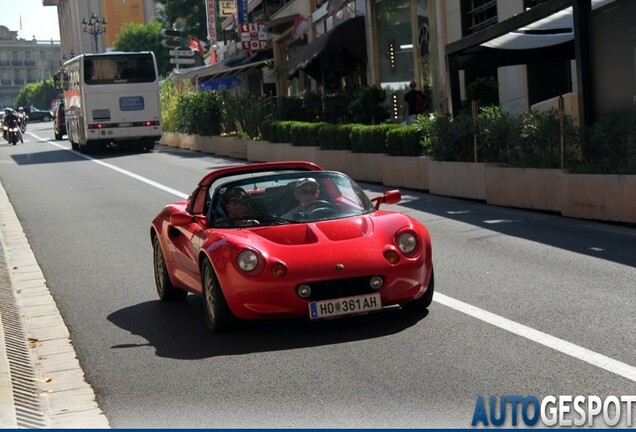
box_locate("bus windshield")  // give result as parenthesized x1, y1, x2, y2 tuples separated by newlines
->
(84, 54, 156, 85)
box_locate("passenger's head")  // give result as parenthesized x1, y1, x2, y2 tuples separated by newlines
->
(294, 177, 320, 205)
(409, 80, 417, 89)
(18, 107, 23, 112)
(222, 187, 249, 218)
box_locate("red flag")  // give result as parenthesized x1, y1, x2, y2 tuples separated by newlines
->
(189, 36, 205, 56)
(209, 49, 218, 65)
(292, 15, 310, 39)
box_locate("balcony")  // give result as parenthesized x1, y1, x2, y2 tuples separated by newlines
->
(11, 61, 24, 66)
(14, 79, 24, 85)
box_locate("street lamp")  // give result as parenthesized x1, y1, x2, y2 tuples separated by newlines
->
(81, 13, 107, 53)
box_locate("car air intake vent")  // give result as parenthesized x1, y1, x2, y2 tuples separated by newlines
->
(302, 276, 375, 301)
(92, 109, 110, 121)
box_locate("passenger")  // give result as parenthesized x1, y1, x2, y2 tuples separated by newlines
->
(281, 178, 322, 220)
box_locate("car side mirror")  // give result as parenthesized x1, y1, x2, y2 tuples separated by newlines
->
(371, 190, 401, 210)
(170, 212, 194, 226)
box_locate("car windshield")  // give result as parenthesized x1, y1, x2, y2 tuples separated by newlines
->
(208, 171, 375, 227)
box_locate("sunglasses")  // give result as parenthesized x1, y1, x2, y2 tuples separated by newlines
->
(228, 198, 248, 205)
(296, 187, 318, 195)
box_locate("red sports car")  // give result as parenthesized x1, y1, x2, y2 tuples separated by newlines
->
(151, 161, 434, 332)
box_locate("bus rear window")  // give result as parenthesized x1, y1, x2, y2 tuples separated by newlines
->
(84, 55, 156, 85)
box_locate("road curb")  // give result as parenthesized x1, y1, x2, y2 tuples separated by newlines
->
(0, 177, 109, 428)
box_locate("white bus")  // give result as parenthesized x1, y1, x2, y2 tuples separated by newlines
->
(62, 51, 162, 152)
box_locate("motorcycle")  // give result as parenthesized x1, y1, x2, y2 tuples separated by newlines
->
(17, 112, 28, 133)
(3, 119, 20, 145)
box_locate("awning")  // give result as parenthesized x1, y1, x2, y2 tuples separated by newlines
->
(287, 16, 366, 79)
(171, 54, 272, 82)
(481, 7, 573, 50)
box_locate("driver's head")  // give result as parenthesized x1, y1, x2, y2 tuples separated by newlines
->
(294, 177, 320, 205)
(4, 108, 10, 116)
(18, 107, 23, 112)
(222, 187, 249, 219)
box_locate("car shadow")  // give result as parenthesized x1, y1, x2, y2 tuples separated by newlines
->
(107, 296, 429, 359)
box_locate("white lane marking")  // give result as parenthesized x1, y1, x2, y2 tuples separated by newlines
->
(32, 134, 189, 199)
(434, 293, 636, 383)
(33, 133, 636, 384)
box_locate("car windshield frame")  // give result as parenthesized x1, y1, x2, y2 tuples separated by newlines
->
(207, 170, 375, 227)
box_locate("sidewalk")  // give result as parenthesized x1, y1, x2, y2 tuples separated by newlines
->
(0, 179, 109, 428)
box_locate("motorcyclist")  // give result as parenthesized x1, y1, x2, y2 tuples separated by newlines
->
(17, 107, 27, 133)
(2, 108, 23, 144)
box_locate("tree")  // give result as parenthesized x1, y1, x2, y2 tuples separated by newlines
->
(156, 0, 207, 41)
(14, 79, 59, 110)
(113, 22, 172, 77)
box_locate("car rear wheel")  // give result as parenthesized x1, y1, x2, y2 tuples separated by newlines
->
(404, 266, 435, 311)
(201, 259, 234, 333)
(153, 236, 187, 301)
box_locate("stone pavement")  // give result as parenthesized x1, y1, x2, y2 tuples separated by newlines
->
(0, 180, 109, 428)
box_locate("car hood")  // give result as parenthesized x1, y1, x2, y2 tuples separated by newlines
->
(235, 212, 415, 246)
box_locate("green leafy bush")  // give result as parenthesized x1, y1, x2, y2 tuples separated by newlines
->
(348, 86, 390, 125)
(414, 112, 474, 161)
(174, 90, 223, 136)
(512, 109, 579, 168)
(574, 109, 636, 174)
(222, 93, 270, 138)
(476, 105, 522, 163)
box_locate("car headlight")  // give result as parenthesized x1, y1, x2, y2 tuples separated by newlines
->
(396, 232, 418, 255)
(236, 249, 258, 272)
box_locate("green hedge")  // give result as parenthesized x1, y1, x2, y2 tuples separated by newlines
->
(386, 126, 423, 156)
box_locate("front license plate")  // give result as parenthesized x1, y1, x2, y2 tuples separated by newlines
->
(309, 293, 382, 320)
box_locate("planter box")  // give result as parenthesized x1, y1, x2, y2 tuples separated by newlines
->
(267, 142, 293, 162)
(212, 136, 236, 157)
(231, 139, 248, 160)
(246, 140, 269, 162)
(179, 134, 196, 150)
(428, 160, 488, 200)
(561, 174, 636, 223)
(316, 149, 348, 172)
(199, 135, 215, 154)
(486, 167, 562, 212)
(287, 145, 319, 162)
(344, 152, 384, 183)
(159, 132, 180, 147)
(383, 156, 429, 191)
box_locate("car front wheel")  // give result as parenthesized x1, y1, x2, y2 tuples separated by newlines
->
(201, 259, 234, 333)
(404, 266, 435, 311)
(153, 236, 187, 301)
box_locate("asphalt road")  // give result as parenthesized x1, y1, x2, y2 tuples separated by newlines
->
(0, 123, 635, 428)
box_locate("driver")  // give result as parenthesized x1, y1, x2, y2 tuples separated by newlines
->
(216, 187, 259, 227)
(282, 177, 321, 220)
(2, 108, 23, 143)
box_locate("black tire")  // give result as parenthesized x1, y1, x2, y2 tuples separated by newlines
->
(404, 266, 435, 311)
(201, 258, 234, 333)
(153, 236, 187, 301)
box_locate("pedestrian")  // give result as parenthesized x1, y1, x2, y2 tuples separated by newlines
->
(403, 80, 428, 125)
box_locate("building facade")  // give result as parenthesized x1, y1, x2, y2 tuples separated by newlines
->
(0, 26, 61, 108)
(43, 0, 157, 57)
